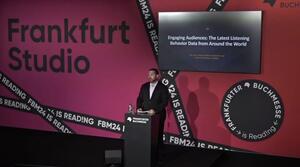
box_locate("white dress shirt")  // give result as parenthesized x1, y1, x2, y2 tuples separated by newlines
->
(149, 81, 158, 99)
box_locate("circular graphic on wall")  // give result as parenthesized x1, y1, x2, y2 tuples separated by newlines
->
(221, 80, 284, 141)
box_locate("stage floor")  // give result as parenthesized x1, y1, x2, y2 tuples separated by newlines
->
(0, 126, 299, 167)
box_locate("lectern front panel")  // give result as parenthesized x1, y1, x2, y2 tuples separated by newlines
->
(124, 113, 160, 167)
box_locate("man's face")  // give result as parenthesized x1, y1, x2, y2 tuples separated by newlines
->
(148, 70, 158, 83)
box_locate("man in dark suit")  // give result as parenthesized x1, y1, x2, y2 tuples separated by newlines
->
(136, 68, 169, 148)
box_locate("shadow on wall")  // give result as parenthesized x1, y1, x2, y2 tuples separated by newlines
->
(168, 75, 231, 145)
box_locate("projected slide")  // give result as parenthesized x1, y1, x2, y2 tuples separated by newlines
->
(158, 11, 262, 73)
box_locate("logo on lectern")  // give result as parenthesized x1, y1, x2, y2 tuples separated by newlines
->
(127, 117, 132, 122)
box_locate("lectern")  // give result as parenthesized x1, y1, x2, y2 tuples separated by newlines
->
(124, 112, 160, 167)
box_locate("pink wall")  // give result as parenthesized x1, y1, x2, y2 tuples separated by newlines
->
(0, 0, 300, 158)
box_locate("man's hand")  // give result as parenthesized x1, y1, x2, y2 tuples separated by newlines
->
(148, 109, 155, 115)
(137, 108, 142, 113)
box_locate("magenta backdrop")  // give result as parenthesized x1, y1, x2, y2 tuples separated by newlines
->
(0, 0, 300, 158)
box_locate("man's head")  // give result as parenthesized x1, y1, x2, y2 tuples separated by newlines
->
(148, 68, 160, 83)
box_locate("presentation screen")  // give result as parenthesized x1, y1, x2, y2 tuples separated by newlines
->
(158, 11, 262, 73)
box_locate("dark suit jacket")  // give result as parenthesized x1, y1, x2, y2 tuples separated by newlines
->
(136, 81, 169, 114)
